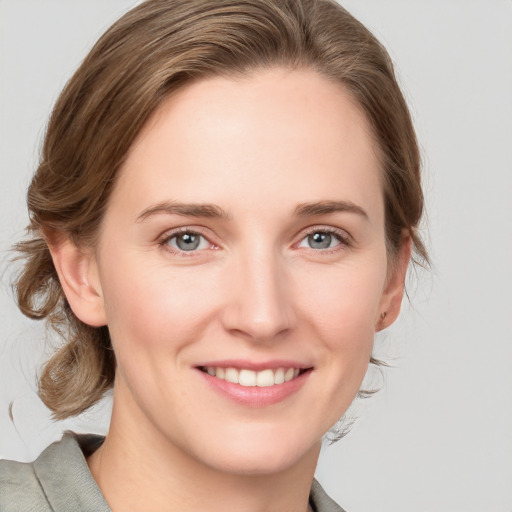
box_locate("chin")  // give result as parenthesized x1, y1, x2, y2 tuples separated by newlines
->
(190, 427, 321, 476)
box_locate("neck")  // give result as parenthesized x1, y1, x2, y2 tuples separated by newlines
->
(88, 388, 320, 512)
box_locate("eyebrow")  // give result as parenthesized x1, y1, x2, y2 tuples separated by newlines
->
(136, 201, 228, 222)
(136, 199, 368, 223)
(294, 200, 369, 220)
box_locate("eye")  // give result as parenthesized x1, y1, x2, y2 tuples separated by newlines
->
(163, 230, 213, 252)
(297, 229, 348, 250)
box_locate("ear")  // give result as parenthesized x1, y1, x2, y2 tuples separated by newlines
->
(375, 235, 412, 332)
(45, 230, 107, 327)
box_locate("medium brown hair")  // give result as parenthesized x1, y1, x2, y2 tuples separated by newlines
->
(14, 0, 427, 419)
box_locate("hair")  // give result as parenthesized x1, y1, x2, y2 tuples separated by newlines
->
(14, 0, 427, 420)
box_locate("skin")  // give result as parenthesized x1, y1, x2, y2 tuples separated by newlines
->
(49, 68, 410, 512)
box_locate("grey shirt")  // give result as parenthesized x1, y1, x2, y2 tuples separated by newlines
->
(0, 433, 346, 512)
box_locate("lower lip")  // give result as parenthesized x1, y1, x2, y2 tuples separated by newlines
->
(197, 369, 311, 407)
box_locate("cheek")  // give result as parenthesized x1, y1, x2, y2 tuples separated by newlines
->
(298, 258, 387, 342)
(289, 261, 387, 429)
(99, 255, 224, 359)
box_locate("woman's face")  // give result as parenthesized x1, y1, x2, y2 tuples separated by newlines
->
(83, 68, 406, 474)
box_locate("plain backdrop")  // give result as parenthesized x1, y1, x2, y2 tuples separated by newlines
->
(1, 1, 511, 511)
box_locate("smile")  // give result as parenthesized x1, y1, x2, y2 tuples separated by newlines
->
(199, 366, 305, 387)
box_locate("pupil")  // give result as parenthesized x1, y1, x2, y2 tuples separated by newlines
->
(177, 233, 200, 251)
(309, 232, 331, 249)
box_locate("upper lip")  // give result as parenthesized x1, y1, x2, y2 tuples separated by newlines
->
(195, 360, 312, 371)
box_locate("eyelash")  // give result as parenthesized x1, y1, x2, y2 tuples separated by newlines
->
(297, 226, 352, 255)
(158, 226, 351, 257)
(158, 227, 217, 257)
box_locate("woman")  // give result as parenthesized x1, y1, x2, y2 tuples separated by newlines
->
(0, 0, 427, 510)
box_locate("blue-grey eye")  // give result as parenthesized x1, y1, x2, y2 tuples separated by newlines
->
(167, 232, 209, 251)
(298, 231, 341, 250)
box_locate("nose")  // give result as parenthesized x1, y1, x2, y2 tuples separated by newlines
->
(220, 248, 296, 343)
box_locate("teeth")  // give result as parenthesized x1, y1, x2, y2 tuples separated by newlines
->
(203, 366, 303, 387)
(225, 367, 239, 384)
(256, 369, 274, 387)
(284, 368, 295, 382)
(239, 369, 256, 386)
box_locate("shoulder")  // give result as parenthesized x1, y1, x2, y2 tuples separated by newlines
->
(0, 458, 51, 512)
(0, 432, 110, 512)
(310, 479, 348, 512)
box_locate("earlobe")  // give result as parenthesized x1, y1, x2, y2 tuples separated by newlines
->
(376, 235, 412, 332)
(45, 231, 107, 327)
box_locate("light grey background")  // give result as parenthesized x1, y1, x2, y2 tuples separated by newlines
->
(1, 1, 511, 511)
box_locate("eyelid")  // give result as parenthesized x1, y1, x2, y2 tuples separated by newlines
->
(156, 224, 352, 257)
(158, 226, 219, 255)
(294, 225, 352, 251)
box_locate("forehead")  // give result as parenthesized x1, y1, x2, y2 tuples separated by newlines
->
(111, 68, 383, 223)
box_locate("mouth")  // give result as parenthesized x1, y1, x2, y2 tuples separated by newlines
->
(197, 366, 311, 388)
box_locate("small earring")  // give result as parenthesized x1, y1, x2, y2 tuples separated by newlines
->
(380, 311, 387, 324)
